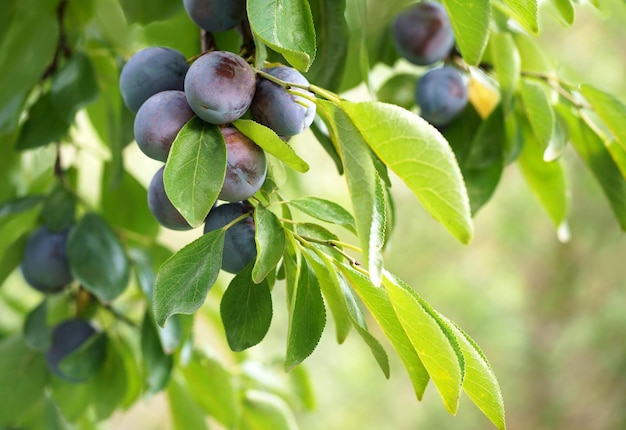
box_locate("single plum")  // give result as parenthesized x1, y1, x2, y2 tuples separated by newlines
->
(45, 319, 100, 382)
(134, 90, 195, 162)
(392, 1, 455, 66)
(251, 66, 316, 137)
(184, 51, 256, 124)
(21, 226, 73, 293)
(147, 166, 193, 230)
(183, 0, 246, 32)
(220, 126, 267, 202)
(204, 202, 256, 274)
(119, 47, 189, 112)
(415, 66, 467, 126)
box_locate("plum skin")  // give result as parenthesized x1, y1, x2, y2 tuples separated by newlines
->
(251, 66, 316, 137)
(147, 166, 193, 231)
(393, 1, 454, 66)
(134, 90, 195, 162)
(220, 126, 267, 202)
(183, 0, 246, 32)
(415, 66, 467, 126)
(119, 47, 189, 113)
(45, 319, 98, 382)
(21, 226, 73, 293)
(184, 51, 256, 125)
(204, 202, 256, 274)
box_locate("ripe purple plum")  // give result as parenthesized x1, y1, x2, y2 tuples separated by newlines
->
(147, 166, 193, 230)
(134, 90, 195, 162)
(119, 47, 189, 113)
(183, 0, 246, 32)
(415, 66, 467, 126)
(220, 126, 267, 202)
(46, 319, 99, 382)
(204, 202, 256, 274)
(251, 66, 316, 137)
(21, 226, 73, 293)
(393, 1, 455, 66)
(184, 51, 256, 125)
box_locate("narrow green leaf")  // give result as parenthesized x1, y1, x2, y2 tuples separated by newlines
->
(339, 100, 474, 244)
(290, 196, 357, 234)
(233, 119, 309, 173)
(141, 310, 173, 394)
(221, 264, 273, 351)
(442, 0, 491, 65)
(339, 264, 430, 400)
(490, 32, 520, 112)
(253, 205, 286, 283)
(15, 93, 71, 150)
(23, 300, 51, 351)
(558, 106, 626, 230)
(310, 120, 343, 174)
(153, 229, 225, 327)
(51, 52, 99, 123)
(164, 117, 226, 227)
(0, 195, 43, 219)
(295, 222, 344, 262)
(382, 272, 464, 414)
(550, 0, 575, 26)
(503, 0, 538, 33)
(285, 259, 326, 371)
(247, 0, 317, 71)
(241, 390, 298, 430)
(519, 79, 555, 150)
(168, 375, 209, 430)
(369, 174, 386, 285)
(605, 140, 626, 180)
(581, 84, 626, 154)
(67, 213, 130, 302)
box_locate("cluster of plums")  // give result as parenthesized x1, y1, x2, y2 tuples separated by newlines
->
(392, 1, 468, 127)
(118, 0, 316, 274)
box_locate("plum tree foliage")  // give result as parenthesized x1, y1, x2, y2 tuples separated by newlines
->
(1, 0, 626, 429)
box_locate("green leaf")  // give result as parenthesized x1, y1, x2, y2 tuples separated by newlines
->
(247, 0, 317, 71)
(221, 264, 273, 351)
(339, 264, 430, 400)
(310, 120, 343, 174)
(512, 32, 553, 74)
(442, 0, 491, 65)
(41, 185, 76, 232)
(240, 390, 298, 430)
(67, 213, 130, 302)
(153, 229, 225, 327)
(339, 100, 474, 244)
(120, 0, 183, 24)
(233, 119, 309, 173)
(376, 73, 419, 110)
(285, 259, 326, 371)
(91, 339, 130, 421)
(58, 333, 107, 382)
(503, 0, 538, 33)
(141, 310, 173, 394)
(0, 233, 28, 287)
(305, 0, 348, 91)
(181, 350, 240, 427)
(290, 196, 357, 234)
(15, 92, 72, 150)
(168, 375, 209, 430)
(558, 106, 626, 230)
(253, 205, 286, 283)
(581, 84, 626, 154)
(382, 271, 464, 414)
(0, 337, 49, 424)
(440, 316, 507, 430)
(519, 79, 555, 150)
(51, 52, 99, 123)
(550, 0, 575, 26)
(23, 300, 51, 352)
(164, 117, 226, 227)
(0, 195, 43, 219)
(490, 32, 520, 112)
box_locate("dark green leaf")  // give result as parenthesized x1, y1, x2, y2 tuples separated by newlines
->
(51, 52, 99, 123)
(57, 333, 107, 382)
(15, 93, 72, 150)
(168, 375, 209, 430)
(91, 338, 130, 421)
(0, 232, 28, 286)
(141, 310, 173, 394)
(285, 259, 325, 371)
(247, 0, 317, 71)
(0, 195, 43, 219)
(41, 185, 76, 232)
(67, 213, 130, 302)
(376, 73, 418, 110)
(153, 230, 225, 326)
(290, 196, 357, 234)
(164, 117, 226, 227)
(253, 205, 285, 283)
(221, 264, 273, 351)
(442, 0, 491, 65)
(120, 0, 183, 24)
(23, 301, 51, 351)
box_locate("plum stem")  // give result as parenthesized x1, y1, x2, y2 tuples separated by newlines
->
(254, 68, 342, 104)
(221, 211, 253, 231)
(41, 0, 72, 80)
(293, 233, 363, 267)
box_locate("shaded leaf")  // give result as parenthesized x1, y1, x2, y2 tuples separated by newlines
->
(23, 300, 51, 352)
(141, 310, 173, 394)
(15, 93, 71, 150)
(253, 205, 285, 283)
(51, 52, 99, 123)
(376, 73, 418, 110)
(120, 0, 182, 24)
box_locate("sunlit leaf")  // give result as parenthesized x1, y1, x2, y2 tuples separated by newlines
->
(253, 205, 286, 283)
(442, 0, 491, 65)
(290, 196, 356, 234)
(503, 0, 538, 33)
(581, 84, 626, 154)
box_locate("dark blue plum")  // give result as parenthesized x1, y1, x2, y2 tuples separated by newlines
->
(46, 319, 98, 382)
(251, 66, 316, 137)
(204, 202, 256, 274)
(219, 126, 267, 202)
(21, 226, 73, 293)
(393, 1, 455, 66)
(184, 51, 256, 124)
(134, 90, 195, 162)
(147, 166, 193, 231)
(415, 66, 467, 126)
(183, 0, 246, 32)
(119, 47, 189, 112)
